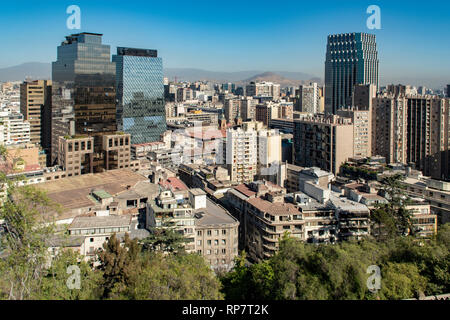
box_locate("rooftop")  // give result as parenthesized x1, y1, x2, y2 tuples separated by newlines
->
(248, 197, 301, 216)
(35, 169, 148, 218)
(195, 198, 238, 226)
(69, 215, 132, 230)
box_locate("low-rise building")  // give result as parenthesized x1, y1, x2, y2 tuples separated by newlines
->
(146, 187, 239, 271)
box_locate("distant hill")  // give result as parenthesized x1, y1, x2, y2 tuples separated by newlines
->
(164, 68, 322, 86)
(240, 72, 322, 87)
(0, 63, 322, 86)
(0, 62, 51, 82)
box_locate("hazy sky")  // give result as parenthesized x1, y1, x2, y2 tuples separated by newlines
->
(0, 0, 449, 88)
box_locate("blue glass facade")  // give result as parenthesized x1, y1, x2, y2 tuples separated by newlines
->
(51, 33, 117, 165)
(113, 48, 166, 144)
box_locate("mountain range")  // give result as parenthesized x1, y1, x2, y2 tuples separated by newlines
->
(0, 63, 322, 86)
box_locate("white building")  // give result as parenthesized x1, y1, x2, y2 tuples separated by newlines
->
(299, 82, 320, 114)
(226, 127, 258, 183)
(0, 108, 30, 145)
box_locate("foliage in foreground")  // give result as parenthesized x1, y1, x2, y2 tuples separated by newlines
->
(221, 226, 450, 300)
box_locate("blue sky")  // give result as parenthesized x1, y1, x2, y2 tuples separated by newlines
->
(0, 0, 449, 87)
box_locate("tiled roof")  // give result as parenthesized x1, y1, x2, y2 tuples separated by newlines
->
(234, 184, 256, 198)
(247, 197, 301, 216)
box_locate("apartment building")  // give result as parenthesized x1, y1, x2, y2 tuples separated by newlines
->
(226, 180, 370, 262)
(20, 80, 52, 145)
(402, 175, 450, 224)
(226, 126, 258, 184)
(294, 115, 354, 175)
(337, 107, 372, 158)
(372, 95, 408, 164)
(146, 188, 239, 270)
(298, 83, 320, 114)
(406, 96, 450, 181)
(0, 108, 30, 145)
(246, 81, 281, 99)
(241, 96, 257, 121)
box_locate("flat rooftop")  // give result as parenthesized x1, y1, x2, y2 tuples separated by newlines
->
(69, 215, 132, 230)
(195, 199, 238, 226)
(35, 169, 148, 216)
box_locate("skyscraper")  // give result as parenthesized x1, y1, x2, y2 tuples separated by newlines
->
(325, 33, 379, 114)
(51, 33, 118, 169)
(113, 47, 166, 144)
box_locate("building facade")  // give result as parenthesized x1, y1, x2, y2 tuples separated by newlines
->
(113, 47, 166, 144)
(325, 33, 379, 114)
(294, 115, 354, 175)
(20, 80, 52, 146)
(51, 33, 117, 165)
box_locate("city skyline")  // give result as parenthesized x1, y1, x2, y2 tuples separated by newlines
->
(0, 0, 449, 88)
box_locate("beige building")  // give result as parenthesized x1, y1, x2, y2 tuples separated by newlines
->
(294, 115, 354, 175)
(226, 126, 258, 183)
(20, 80, 52, 145)
(57, 133, 131, 177)
(337, 107, 372, 158)
(372, 95, 408, 164)
(147, 188, 239, 271)
(246, 81, 280, 99)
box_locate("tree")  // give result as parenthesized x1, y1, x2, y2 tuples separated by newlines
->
(220, 251, 253, 300)
(0, 184, 58, 300)
(371, 174, 414, 240)
(39, 250, 102, 300)
(141, 218, 188, 254)
(97, 233, 140, 299)
(126, 252, 223, 300)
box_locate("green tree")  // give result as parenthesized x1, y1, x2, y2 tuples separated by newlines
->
(372, 174, 414, 240)
(39, 250, 102, 300)
(97, 233, 140, 299)
(0, 184, 58, 300)
(126, 252, 223, 300)
(379, 262, 427, 299)
(141, 218, 188, 254)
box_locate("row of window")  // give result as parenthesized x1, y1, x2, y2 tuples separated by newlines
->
(197, 239, 227, 246)
(198, 229, 228, 236)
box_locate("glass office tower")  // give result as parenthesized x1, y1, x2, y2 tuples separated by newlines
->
(324, 33, 379, 114)
(113, 47, 166, 145)
(51, 32, 117, 165)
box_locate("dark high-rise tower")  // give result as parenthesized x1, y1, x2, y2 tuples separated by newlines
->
(325, 32, 379, 114)
(51, 32, 117, 165)
(113, 47, 166, 144)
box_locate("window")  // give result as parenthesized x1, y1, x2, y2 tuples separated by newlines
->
(197, 231, 202, 236)
(206, 250, 211, 255)
(197, 250, 202, 254)
(222, 230, 227, 235)
(222, 239, 226, 245)
(214, 240, 219, 246)
(207, 230, 212, 236)
(214, 230, 219, 236)
(222, 249, 226, 254)
(197, 240, 202, 246)
(90, 238, 94, 243)
(215, 249, 219, 255)
(207, 240, 211, 246)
